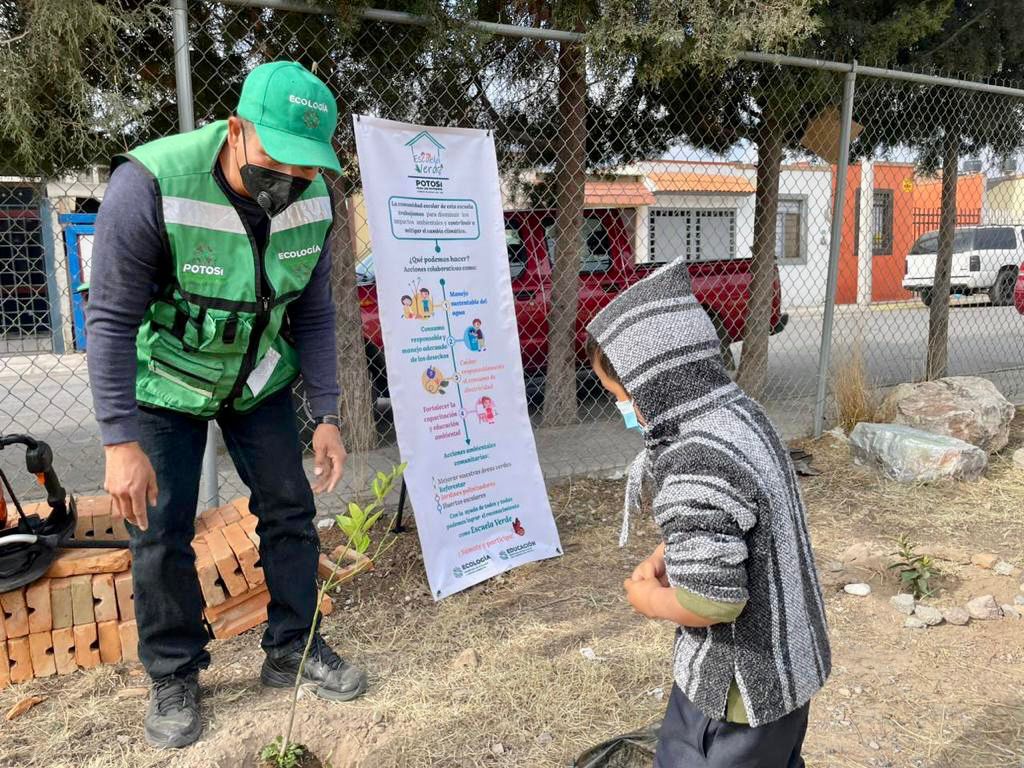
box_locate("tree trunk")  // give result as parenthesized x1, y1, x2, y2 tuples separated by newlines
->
(542, 37, 586, 428)
(326, 170, 376, 458)
(926, 128, 960, 380)
(736, 110, 783, 401)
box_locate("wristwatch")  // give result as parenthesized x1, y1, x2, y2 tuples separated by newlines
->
(313, 414, 341, 427)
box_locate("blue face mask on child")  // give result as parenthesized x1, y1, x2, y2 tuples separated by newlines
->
(616, 400, 644, 433)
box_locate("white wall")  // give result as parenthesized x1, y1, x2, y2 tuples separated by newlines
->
(777, 167, 834, 308)
(634, 166, 835, 308)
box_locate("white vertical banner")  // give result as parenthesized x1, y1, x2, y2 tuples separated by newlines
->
(354, 115, 562, 600)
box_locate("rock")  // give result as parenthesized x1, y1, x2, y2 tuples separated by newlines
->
(944, 607, 971, 626)
(875, 382, 917, 423)
(537, 732, 554, 747)
(914, 605, 944, 626)
(453, 648, 481, 669)
(844, 583, 872, 597)
(841, 542, 873, 564)
(1001, 605, 1021, 620)
(827, 560, 845, 573)
(491, 743, 505, 756)
(877, 377, 1015, 453)
(838, 687, 852, 698)
(869, 741, 881, 751)
(1014, 595, 1024, 606)
(972, 553, 1000, 570)
(840, 542, 887, 571)
(904, 616, 928, 629)
(1013, 448, 1024, 470)
(966, 595, 1002, 620)
(994, 561, 1016, 577)
(849, 423, 988, 483)
(890, 594, 917, 615)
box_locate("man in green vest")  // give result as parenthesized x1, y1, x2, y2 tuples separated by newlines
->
(87, 62, 364, 749)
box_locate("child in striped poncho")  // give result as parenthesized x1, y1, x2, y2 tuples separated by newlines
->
(585, 258, 831, 768)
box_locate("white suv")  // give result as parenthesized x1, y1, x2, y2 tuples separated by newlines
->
(903, 225, 1023, 307)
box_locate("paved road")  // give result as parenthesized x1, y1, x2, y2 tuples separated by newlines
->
(2, 299, 1022, 502)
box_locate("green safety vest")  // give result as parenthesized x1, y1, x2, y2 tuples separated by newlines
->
(113, 120, 332, 417)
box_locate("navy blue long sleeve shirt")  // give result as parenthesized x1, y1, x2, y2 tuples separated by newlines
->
(86, 160, 339, 445)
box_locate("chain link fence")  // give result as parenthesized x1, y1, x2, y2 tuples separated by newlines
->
(3, 1, 1024, 507)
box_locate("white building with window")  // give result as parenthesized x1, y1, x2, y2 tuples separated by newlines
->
(625, 161, 835, 308)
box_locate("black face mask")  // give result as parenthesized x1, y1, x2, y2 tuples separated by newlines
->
(238, 126, 312, 217)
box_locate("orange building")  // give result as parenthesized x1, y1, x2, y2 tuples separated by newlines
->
(834, 162, 985, 304)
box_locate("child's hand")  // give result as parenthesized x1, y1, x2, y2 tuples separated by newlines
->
(623, 578, 718, 628)
(631, 542, 669, 587)
(623, 577, 664, 619)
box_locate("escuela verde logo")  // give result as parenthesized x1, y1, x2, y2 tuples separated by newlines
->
(405, 131, 445, 176)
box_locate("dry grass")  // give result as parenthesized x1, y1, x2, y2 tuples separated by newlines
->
(831, 344, 880, 433)
(2, 417, 1023, 768)
(802, 412, 1024, 556)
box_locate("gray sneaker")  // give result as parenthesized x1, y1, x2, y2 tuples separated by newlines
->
(144, 672, 202, 749)
(261, 634, 367, 702)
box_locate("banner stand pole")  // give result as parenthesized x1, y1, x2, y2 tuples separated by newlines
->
(392, 480, 407, 533)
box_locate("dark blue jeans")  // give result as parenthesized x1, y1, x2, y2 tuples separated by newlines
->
(655, 684, 809, 768)
(131, 387, 319, 681)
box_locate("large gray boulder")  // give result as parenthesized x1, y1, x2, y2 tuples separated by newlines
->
(849, 423, 988, 483)
(877, 377, 1015, 454)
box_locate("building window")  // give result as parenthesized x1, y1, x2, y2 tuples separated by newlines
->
(872, 190, 894, 254)
(775, 198, 804, 264)
(648, 208, 736, 262)
(854, 189, 895, 256)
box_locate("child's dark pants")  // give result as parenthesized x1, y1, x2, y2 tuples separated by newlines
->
(655, 684, 809, 768)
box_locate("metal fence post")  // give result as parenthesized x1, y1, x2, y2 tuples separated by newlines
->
(172, 0, 220, 507)
(39, 199, 66, 355)
(813, 62, 857, 438)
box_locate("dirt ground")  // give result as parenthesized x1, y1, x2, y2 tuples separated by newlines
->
(2, 415, 1023, 768)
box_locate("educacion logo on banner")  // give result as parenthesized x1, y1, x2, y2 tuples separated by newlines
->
(406, 131, 447, 194)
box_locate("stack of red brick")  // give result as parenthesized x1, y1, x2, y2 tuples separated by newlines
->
(1, 495, 359, 688)
(193, 497, 356, 639)
(0, 495, 137, 688)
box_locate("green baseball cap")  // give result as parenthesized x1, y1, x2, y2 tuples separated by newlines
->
(236, 61, 341, 172)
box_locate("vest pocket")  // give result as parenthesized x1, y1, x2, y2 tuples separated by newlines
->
(188, 311, 253, 353)
(147, 342, 225, 401)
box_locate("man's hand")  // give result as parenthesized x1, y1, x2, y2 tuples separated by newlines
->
(311, 423, 346, 494)
(104, 442, 158, 531)
(631, 541, 669, 586)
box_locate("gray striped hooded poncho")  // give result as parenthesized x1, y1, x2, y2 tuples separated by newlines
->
(587, 258, 831, 728)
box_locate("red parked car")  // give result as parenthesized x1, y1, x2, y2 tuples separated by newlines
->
(356, 208, 788, 396)
(1015, 260, 1024, 315)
